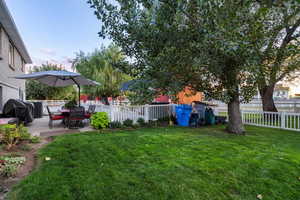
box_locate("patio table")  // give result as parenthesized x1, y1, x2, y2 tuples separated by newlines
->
(57, 108, 86, 128)
(59, 109, 70, 114)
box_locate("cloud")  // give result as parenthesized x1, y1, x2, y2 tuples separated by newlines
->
(26, 56, 74, 72)
(39, 48, 57, 56)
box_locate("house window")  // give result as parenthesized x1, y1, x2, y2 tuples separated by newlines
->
(9, 43, 15, 69)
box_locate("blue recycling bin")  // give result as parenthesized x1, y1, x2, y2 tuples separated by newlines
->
(175, 105, 192, 126)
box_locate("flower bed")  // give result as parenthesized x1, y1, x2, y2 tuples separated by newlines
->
(0, 156, 26, 177)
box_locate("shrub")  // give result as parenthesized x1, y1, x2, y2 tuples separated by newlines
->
(91, 112, 110, 129)
(19, 125, 31, 140)
(147, 120, 158, 127)
(30, 136, 40, 144)
(64, 99, 77, 109)
(0, 124, 21, 150)
(158, 117, 169, 123)
(137, 118, 146, 127)
(109, 121, 122, 129)
(123, 119, 133, 127)
(0, 124, 31, 150)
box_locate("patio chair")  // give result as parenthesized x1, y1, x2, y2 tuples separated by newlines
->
(46, 106, 65, 129)
(67, 106, 86, 129)
(85, 105, 96, 119)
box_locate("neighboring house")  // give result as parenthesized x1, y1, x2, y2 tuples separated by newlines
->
(0, 0, 32, 111)
(252, 84, 290, 100)
(273, 84, 289, 100)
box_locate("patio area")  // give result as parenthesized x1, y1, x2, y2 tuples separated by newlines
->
(27, 117, 93, 137)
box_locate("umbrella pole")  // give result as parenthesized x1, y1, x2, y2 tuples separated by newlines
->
(71, 77, 81, 107)
(78, 85, 81, 107)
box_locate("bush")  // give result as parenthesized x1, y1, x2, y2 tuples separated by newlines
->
(137, 118, 146, 127)
(64, 99, 78, 109)
(0, 124, 21, 150)
(147, 120, 158, 127)
(91, 112, 110, 129)
(123, 119, 134, 127)
(0, 124, 34, 150)
(109, 121, 123, 129)
(19, 125, 31, 140)
(158, 117, 169, 123)
(30, 136, 40, 144)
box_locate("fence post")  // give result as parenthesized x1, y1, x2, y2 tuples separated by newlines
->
(110, 105, 115, 122)
(241, 110, 244, 123)
(145, 104, 149, 122)
(280, 112, 285, 129)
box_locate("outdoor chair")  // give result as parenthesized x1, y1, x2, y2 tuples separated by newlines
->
(67, 106, 86, 129)
(47, 106, 65, 129)
(85, 105, 96, 119)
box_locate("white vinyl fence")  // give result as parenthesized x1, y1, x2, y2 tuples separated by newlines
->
(221, 110, 300, 131)
(210, 99, 300, 113)
(95, 104, 174, 123)
(30, 100, 175, 123)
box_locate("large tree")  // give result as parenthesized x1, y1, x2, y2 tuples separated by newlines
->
(88, 0, 272, 134)
(72, 45, 131, 105)
(255, 1, 300, 112)
(26, 64, 77, 100)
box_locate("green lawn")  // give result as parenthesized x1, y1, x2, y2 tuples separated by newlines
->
(9, 126, 300, 200)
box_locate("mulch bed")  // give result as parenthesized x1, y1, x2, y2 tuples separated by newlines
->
(0, 137, 52, 200)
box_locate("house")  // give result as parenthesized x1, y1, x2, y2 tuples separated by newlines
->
(252, 83, 290, 100)
(273, 84, 289, 100)
(0, 0, 32, 111)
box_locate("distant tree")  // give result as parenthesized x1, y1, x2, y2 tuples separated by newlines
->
(255, 1, 300, 112)
(26, 64, 77, 100)
(72, 45, 131, 105)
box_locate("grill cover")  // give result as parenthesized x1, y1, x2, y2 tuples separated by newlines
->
(2, 99, 34, 124)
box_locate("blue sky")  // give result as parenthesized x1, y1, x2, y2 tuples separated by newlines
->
(4, 0, 111, 68)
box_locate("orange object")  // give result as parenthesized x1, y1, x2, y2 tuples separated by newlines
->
(177, 87, 204, 104)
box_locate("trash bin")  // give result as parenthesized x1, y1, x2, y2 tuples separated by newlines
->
(205, 108, 215, 125)
(175, 104, 192, 126)
(33, 102, 43, 118)
(194, 102, 207, 120)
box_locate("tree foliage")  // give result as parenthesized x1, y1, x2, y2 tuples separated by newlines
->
(26, 64, 77, 100)
(89, 0, 274, 133)
(254, 1, 300, 111)
(72, 45, 131, 104)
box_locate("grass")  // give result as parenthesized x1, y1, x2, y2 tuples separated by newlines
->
(9, 126, 300, 200)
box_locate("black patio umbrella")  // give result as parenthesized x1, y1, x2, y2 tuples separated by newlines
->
(14, 70, 99, 106)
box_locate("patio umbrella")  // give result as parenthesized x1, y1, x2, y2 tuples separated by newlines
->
(14, 70, 99, 106)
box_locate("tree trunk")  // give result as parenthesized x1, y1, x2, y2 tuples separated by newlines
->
(259, 85, 278, 112)
(227, 95, 245, 134)
(102, 96, 110, 105)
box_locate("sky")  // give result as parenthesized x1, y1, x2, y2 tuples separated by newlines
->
(4, 0, 111, 69)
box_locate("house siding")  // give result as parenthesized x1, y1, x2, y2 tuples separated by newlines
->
(0, 27, 25, 110)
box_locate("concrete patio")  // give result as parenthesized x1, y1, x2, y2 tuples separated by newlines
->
(27, 117, 94, 137)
